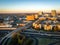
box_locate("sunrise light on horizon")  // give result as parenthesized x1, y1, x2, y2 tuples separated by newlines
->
(0, 0, 60, 13)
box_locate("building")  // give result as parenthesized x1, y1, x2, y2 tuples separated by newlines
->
(44, 13, 49, 17)
(34, 14, 38, 19)
(39, 17, 46, 21)
(38, 11, 43, 16)
(26, 15, 35, 21)
(18, 23, 25, 27)
(44, 24, 52, 31)
(51, 10, 56, 16)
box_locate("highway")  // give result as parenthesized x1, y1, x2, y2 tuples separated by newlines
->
(21, 29, 60, 37)
(0, 18, 60, 45)
(0, 18, 40, 45)
(0, 20, 35, 44)
(21, 30, 60, 39)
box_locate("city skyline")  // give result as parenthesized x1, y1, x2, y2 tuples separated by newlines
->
(0, 0, 60, 13)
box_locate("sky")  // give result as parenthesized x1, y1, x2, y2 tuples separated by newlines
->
(0, 0, 60, 13)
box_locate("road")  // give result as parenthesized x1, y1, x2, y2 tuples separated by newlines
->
(0, 18, 39, 45)
(0, 18, 60, 45)
(20, 29, 60, 39)
(0, 20, 35, 44)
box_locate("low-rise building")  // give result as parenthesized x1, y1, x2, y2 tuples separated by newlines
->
(43, 24, 52, 31)
(26, 15, 35, 21)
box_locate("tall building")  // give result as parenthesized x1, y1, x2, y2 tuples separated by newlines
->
(51, 10, 56, 16)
